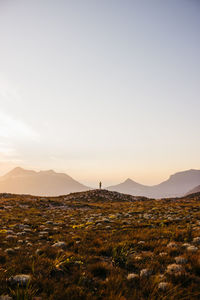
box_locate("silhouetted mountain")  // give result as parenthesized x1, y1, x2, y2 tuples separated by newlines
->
(107, 178, 150, 196)
(107, 169, 200, 198)
(0, 167, 89, 196)
(186, 184, 200, 196)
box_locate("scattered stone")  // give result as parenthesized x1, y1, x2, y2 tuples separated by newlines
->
(140, 268, 152, 277)
(167, 242, 178, 248)
(36, 248, 44, 255)
(182, 243, 191, 248)
(0, 295, 13, 300)
(5, 248, 16, 255)
(5, 235, 17, 241)
(26, 242, 33, 247)
(8, 274, 31, 286)
(135, 256, 142, 261)
(158, 282, 169, 291)
(127, 273, 139, 280)
(175, 256, 187, 264)
(193, 237, 200, 245)
(138, 241, 145, 245)
(166, 264, 184, 275)
(17, 240, 23, 244)
(159, 252, 167, 257)
(52, 241, 67, 249)
(187, 245, 198, 253)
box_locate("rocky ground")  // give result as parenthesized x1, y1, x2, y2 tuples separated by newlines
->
(0, 190, 200, 299)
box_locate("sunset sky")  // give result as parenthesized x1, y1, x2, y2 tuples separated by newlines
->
(0, 0, 200, 187)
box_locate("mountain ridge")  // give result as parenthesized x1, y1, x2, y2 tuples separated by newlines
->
(0, 167, 89, 196)
(1, 167, 200, 198)
(186, 184, 200, 196)
(107, 169, 200, 198)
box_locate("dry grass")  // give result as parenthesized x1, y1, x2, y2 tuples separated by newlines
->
(0, 190, 200, 299)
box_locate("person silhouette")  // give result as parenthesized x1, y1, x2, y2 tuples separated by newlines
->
(99, 181, 102, 189)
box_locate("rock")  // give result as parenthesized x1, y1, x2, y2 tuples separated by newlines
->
(46, 221, 53, 224)
(135, 255, 142, 261)
(193, 237, 200, 245)
(17, 240, 23, 244)
(167, 242, 178, 248)
(159, 252, 167, 257)
(182, 243, 191, 248)
(14, 247, 20, 251)
(52, 241, 67, 249)
(5, 235, 17, 241)
(39, 231, 48, 235)
(127, 273, 139, 280)
(166, 264, 184, 275)
(5, 248, 16, 255)
(175, 256, 187, 264)
(187, 245, 198, 252)
(140, 268, 152, 277)
(158, 282, 169, 291)
(23, 228, 32, 233)
(36, 248, 44, 255)
(0, 295, 13, 300)
(26, 242, 33, 247)
(138, 241, 145, 245)
(6, 230, 14, 235)
(8, 274, 31, 286)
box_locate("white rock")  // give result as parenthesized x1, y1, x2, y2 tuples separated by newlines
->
(175, 256, 187, 264)
(52, 241, 67, 249)
(140, 268, 152, 277)
(127, 273, 139, 280)
(166, 264, 184, 274)
(193, 237, 200, 245)
(159, 252, 167, 257)
(158, 282, 169, 291)
(187, 245, 198, 252)
(182, 243, 191, 248)
(167, 242, 178, 248)
(9, 274, 31, 286)
(0, 295, 13, 300)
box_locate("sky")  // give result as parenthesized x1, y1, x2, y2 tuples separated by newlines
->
(0, 0, 200, 187)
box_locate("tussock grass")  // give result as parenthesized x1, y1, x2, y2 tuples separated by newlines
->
(0, 190, 200, 299)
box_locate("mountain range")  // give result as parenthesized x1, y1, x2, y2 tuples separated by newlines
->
(0, 167, 89, 196)
(0, 167, 200, 198)
(186, 184, 200, 196)
(107, 169, 200, 198)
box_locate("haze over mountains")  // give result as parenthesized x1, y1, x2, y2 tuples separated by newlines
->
(0, 167, 89, 196)
(186, 184, 200, 196)
(0, 167, 199, 198)
(107, 169, 200, 198)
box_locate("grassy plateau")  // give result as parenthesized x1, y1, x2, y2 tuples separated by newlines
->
(0, 189, 200, 300)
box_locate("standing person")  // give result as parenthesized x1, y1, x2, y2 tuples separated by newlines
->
(99, 181, 102, 189)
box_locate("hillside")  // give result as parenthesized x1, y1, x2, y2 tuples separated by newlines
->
(186, 184, 200, 196)
(0, 167, 89, 196)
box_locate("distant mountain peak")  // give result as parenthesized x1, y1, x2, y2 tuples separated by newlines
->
(124, 178, 133, 183)
(108, 169, 200, 198)
(12, 167, 25, 172)
(39, 169, 56, 175)
(0, 167, 89, 196)
(123, 178, 145, 186)
(6, 167, 33, 176)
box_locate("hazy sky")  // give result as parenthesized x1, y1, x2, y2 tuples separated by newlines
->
(0, 0, 200, 187)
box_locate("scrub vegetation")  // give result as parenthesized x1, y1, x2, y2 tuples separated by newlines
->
(0, 190, 200, 299)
